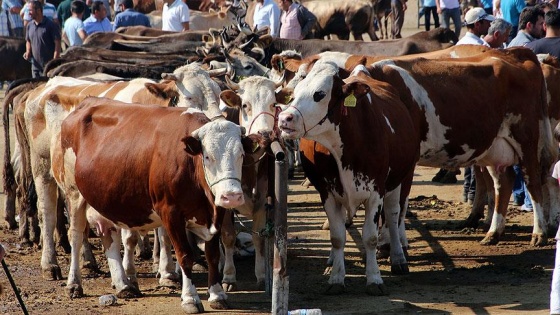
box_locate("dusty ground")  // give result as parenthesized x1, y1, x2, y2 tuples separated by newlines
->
(0, 82, 556, 315)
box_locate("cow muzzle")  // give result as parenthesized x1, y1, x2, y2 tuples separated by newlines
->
(217, 191, 245, 208)
(278, 111, 300, 139)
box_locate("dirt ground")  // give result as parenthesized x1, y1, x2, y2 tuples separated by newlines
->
(0, 82, 556, 315)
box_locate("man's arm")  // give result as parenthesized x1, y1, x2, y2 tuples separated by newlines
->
(181, 21, 189, 31)
(23, 39, 31, 60)
(299, 6, 316, 39)
(54, 38, 61, 59)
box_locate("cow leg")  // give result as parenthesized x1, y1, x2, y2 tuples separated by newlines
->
(35, 176, 62, 280)
(66, 191, 88, 298)
(205, 233, 229, 311)
(135, 231, 152, 260)
(363, 193, 388, 296)
(525, 170, 548, 246)
(56, 191, 71, 254)
(323, 196, 347, 295)
(152, 228, 160, 273)
(384, 186, 408, 276)
(220, 212, 237, 292)
(121, 229, 140, 290)
(480, 166, 515, 245)
(155, 226, 180, 288)
(80, 228, 99, 274)
(252, 206, 267, 287)
(101, 225, 141, 298)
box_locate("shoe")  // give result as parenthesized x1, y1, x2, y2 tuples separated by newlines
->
(521, 204, 533, 212)
(463, 195, 468, 203)
(513, 200, 523, 206)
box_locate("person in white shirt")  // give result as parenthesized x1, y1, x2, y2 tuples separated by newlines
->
(456, 7, 495, 46)
(161, 0, 189, 32)
(253, 0, 280, 37)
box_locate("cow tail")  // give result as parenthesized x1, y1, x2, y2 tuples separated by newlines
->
(539, 72, 557, 180)
(2, 86, 20, 198)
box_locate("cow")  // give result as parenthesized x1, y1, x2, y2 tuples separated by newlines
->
(0, 36, 32, 81)
(3, 63, 225, 294)
(56, 97, 262, 313)
(277, 61, 420, 295)
(82, 31, 208, 52)
(218, 75, 287, 289)
(303, 0, 377, 40)
(115, 25, 176, 36)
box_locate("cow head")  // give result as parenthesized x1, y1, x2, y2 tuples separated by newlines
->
(182, 118, 263, 208)
(219, 74, 285, 136)
(224, 48, 268, 79)
(161, 63, 223, 118)
(278, 61, 340, 139)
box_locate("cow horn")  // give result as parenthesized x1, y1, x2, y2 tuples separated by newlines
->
(207, 68, 227, 77)
(225, 74, 240, 91)
(274, 71, 285, 88)
(224, 49, 234, 62)
(238, 36, 255, 50)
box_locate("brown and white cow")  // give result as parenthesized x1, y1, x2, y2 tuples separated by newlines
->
(5, 64, 224, 294)
(278, 61, 420, 295)
(56, 98, 262, 313)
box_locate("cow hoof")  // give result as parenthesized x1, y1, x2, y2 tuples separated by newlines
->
(531, 234, 548, 247)
(324, 283, 345, 295)
(480, 233, 500, 245)
(366, 283, 389, 296)
(159, 278, 181, 289)
(222, 282, 237, 292)
(42, 265, 63, 280)
(321, 219, 330, 230)
(65, 284, 84, 299)
(209, 299, 229, 310)
(116, 285, 142, 298)
(181, 301, 204, 314)
(391, 263, 409, 275)
(461, 213, 483, 229)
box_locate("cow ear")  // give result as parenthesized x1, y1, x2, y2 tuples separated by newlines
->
(145, 82, 168, 99)
(218, 11, 227, 19)
(220, 90, 242, 108)
(256, 35, 273, 48)
(182, 136, 203, 156)
(275, 88, 294, 105)
(342, 81, 369, 99)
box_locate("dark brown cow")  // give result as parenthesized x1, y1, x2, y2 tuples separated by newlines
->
(82, 31, 208, 52)
(277, 63, 419, 295)
(57, 98, 261, 313)
(0, 36, 32, 81)
(115, 25, 176, 36)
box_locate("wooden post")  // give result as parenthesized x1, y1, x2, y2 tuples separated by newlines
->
(270, 141, 288, 314)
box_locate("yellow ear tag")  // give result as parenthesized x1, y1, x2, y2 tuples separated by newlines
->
(278, 60, 284, 71)
(252, 142, 260, 153)
(344, 94, 357, 107)
(284, 95, 293, 104)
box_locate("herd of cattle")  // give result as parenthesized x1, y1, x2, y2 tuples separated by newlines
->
(2, 5, 560, 313)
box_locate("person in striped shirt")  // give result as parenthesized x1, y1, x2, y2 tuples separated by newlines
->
(21, 0, 58, 29)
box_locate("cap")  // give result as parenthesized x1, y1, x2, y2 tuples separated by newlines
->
(116, 0, 126, 6)
(464, 7, 495, 24)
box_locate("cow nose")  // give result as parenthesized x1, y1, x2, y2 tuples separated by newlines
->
(219, 192, 245, 208)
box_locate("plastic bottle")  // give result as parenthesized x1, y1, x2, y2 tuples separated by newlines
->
(98, 294, 117, 306)
(288, 309, 322, 315)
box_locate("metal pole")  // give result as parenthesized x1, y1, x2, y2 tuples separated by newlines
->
(1, 247, 29, 315)
(270, 141, 289, 315)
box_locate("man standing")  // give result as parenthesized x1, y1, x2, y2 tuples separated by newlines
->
(62, 0, 87, 46)
(391, 0, 407, 39)
(253, 0, 280, 37)
(83, 1, 111, 34)
(23, 0, 60, 78)
(161, 0, 189, 32)
(57, 0, 90, 25)
(507, 6, 545, 47)
(483, 18, 512, 47)
(2, 0, 24, 37)
(113, 0, 150, 31)
(526, 10, 560, 59)
(436, 0, 462, 38)
(456, 7, 495, 46)
(277, 0, 316, 39)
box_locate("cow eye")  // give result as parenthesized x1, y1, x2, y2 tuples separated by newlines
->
(313, 91, 326, 102)
(242, 103, 248, 109)
(244, 65, 253, 71)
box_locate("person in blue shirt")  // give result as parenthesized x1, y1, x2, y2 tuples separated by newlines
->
(63, 0, 87, 46)
(113, 0, 150, 31)
(83, 1, 111, 35)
